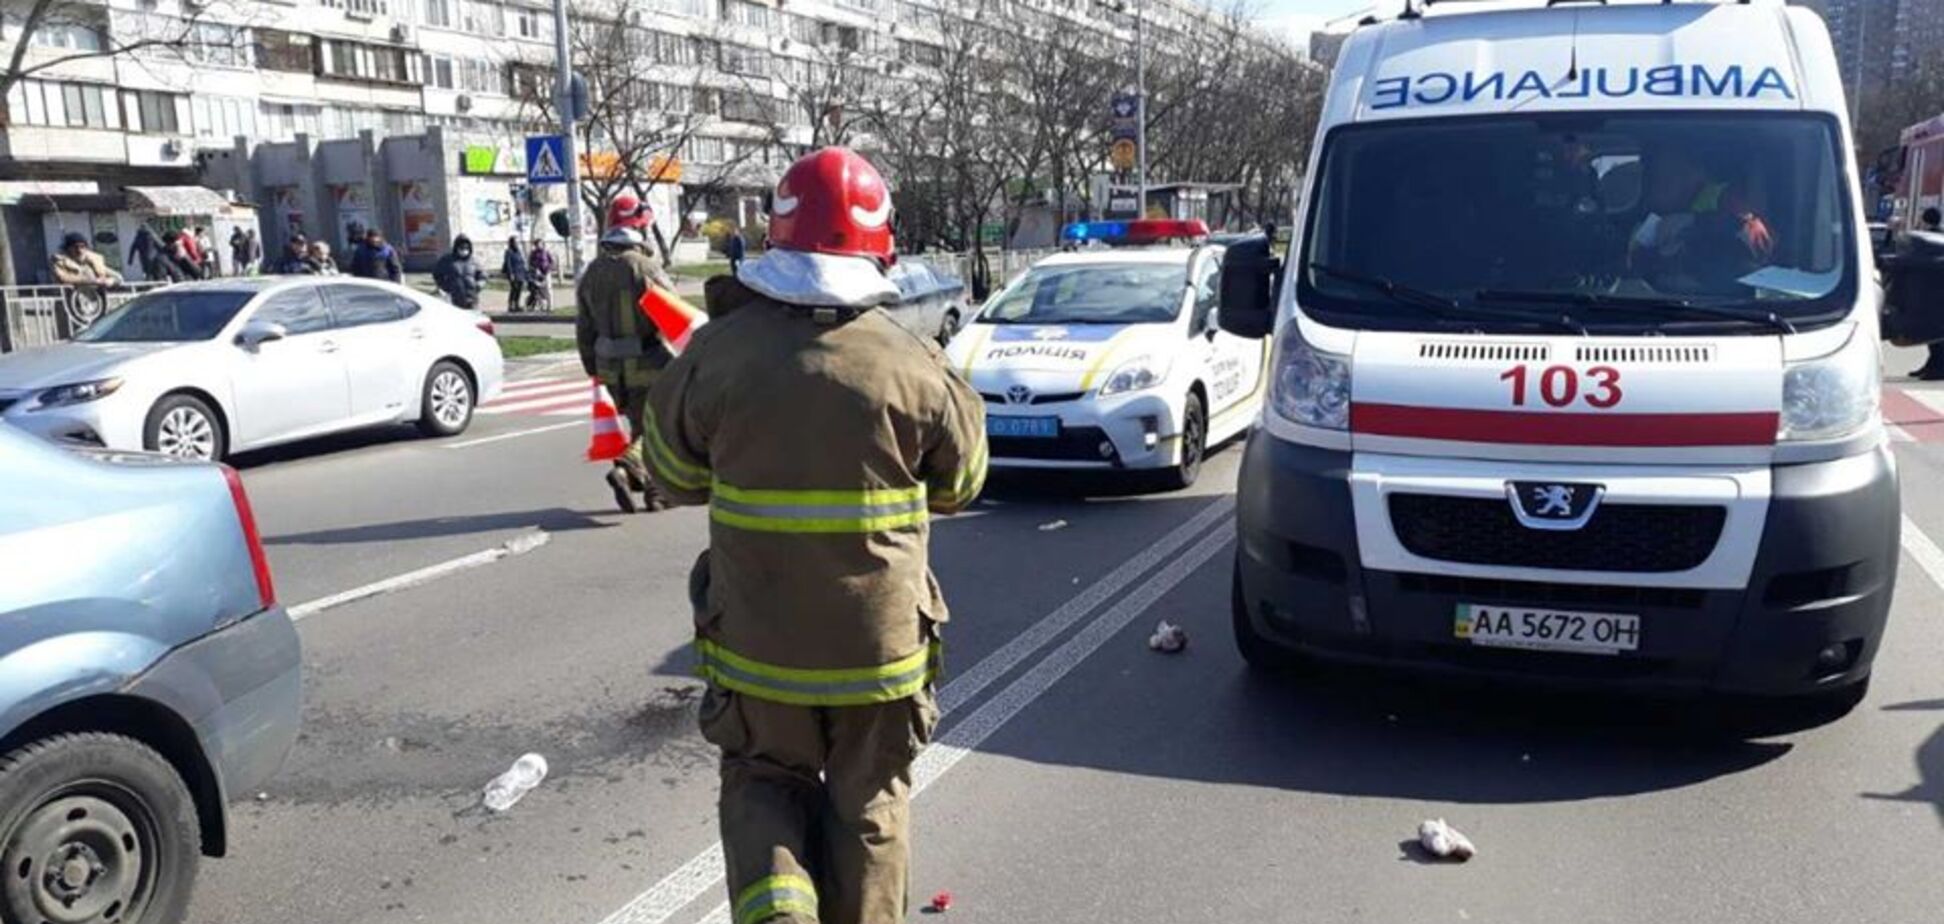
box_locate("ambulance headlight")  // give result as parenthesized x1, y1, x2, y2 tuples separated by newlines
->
(1270, 323, 1350, 430)
(1780, 332, 1877, 442)
(1099, 355, 1169, 396)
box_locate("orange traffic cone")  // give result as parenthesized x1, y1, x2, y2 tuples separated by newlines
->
(638, 285, 708, 353)
(586, 379, 628, 462)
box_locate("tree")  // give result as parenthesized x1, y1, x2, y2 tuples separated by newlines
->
(0, 0, 252, 282)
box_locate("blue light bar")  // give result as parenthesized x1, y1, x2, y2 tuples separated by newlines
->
(1062, 220, 1128, 241)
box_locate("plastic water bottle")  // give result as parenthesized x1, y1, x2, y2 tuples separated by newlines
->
(482, 753, 548, 812)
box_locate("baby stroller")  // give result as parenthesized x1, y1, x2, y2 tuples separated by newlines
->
(525, 245, 557, 313)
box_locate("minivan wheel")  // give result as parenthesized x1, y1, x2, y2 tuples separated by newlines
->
(417, 361, 475, 437)
(144, 394, 226, 461)
(0, 733, 200, 924)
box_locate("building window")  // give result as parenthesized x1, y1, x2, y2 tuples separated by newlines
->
(782, 12, 820, 43)
(898, 39, 941, 67)
(719, 43, 769, 77)
(720, 91, 771, 123)
(321, 0, 390, 16)
(426, 55, 456, 88)
(320, 39, 418, 85)
(122, 89, 187, 134)
(459, 57, 501, 93)
(30, 21, 104, 50)
(461, 0, 504, 35)
(724, 0, 770, 29)
(259, 101, 322, 141)
(423, 0, 453, 26)
(834, 0, 881, 12)
(507, 62, 550, 98)
(193, 96, 257, 140)
(651, 83, 692, 113)
(188, 23, 250, 67)
(256, 29, 316, 73)
(5, 79, 117, 129)
(510, 6, 551, 40)
(686, 136, 725, 164)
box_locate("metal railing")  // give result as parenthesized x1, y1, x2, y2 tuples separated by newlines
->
(1, 282, 172, 354)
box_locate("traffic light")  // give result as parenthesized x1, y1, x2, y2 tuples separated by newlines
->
(549, 208, 570, 239)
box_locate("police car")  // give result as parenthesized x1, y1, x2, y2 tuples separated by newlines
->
(1217, 0, 1895, 713)
(946, 219, 1266, 488)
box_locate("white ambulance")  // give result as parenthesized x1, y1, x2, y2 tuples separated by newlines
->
(1219, 0, 1896, 711)
(947, 220, 1267, 488)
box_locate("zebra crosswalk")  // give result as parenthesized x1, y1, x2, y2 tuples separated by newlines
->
(479, 376, 590, 418)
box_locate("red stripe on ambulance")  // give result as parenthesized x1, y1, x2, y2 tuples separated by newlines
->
(1350, 403, 1779, 447)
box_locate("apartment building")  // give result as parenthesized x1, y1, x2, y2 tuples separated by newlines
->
(2, 0, 1235, 276)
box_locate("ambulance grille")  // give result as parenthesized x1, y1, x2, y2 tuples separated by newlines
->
(1573, 344, 1717, 364)
(1388, 495, 1725, 573)
(1416, 342, 1549, 362)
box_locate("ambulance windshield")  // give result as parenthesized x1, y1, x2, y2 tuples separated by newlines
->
(979, 262, 1187, 325)
(1300, 112, 1854, 333)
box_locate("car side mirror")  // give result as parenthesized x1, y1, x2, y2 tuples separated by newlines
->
(237, 320, 288, 348)
(1218, 236, 1280, 339)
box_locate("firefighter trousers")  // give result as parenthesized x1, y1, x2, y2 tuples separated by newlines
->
(698, 687, 939, 924)
(597, 368, 656, 493)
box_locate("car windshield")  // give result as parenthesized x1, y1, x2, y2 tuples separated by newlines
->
(979, 263, 1186, 325)
(74, 290, 253, 342)
(1300, 112, 1855, 333)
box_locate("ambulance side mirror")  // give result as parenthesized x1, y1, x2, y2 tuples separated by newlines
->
(1219, 236, 1279, 340)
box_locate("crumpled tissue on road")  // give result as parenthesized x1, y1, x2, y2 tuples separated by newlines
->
(1418, 818, 1477, 861)
(1148, 620, 1188, 653)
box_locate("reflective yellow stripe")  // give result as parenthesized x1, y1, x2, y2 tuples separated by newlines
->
(697, 639, 941, 706)
(710, 481, 930, 534)
(957, 324, 994, 376)
(643, 407, 709, 491)
(937, 437, 989, 507)
(735, 875, 818, 924)
(1078, 327, 1139, 391)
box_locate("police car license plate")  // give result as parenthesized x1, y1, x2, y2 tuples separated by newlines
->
(988, 416, 1060, 438)
(1454, 604, 1640, 655)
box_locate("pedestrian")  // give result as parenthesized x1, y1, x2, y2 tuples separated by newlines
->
(305, 240, 339, 275)
(162, 231, 204, 280)
(345, 220, 366, 254)
(177, 227, 204, 273)
(229, 228, 248, 276)
(502, 236, 529, 313)
(194, 226, 219, 277)
(127, 224, 167, 282)
(645, 147, 987, 924)
(50, 230, 123, 292)
(351, 228, 404, 282)
(242, 229, 264, 275)
(576, 194, 676, 513)
(433, 235, 486, 308)
(527, 240, 557, 312)
(1910, 208, 1944, 380)
(725, 224, 747, 276)
(277, 235, 314, 274)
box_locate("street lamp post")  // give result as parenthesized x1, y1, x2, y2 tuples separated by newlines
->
(1133, 0, 1147, 214)
(551, 0, 585, 277)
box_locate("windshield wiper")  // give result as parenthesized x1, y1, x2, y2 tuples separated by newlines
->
(1310, 264, 1585, 333)
(1474, 289, 1797, 335)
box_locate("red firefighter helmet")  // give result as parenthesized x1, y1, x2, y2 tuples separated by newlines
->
(767, 147, 895, 265)
(606, 193, 652, 231)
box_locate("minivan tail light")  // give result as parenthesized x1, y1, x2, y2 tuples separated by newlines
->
(221, 465, 277, 609)
(476, 317, 496, 336)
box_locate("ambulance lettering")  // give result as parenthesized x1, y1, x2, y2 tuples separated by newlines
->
(1369, 65, 1795, 110)
(1498, 365, 1624, 409)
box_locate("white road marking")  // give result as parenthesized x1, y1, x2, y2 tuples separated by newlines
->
(286, 530, 550, 621)
(1904, 387, 1944, 417)
(443, 420, 584, 449)
(592, 497, 1238, 924)
(501, 375, 577, 391)
(1888, 423, 1916, 443)
(688, 517, 1237, 924)
(1901, 514, 1944, 591)
(487, 380, 584, 402)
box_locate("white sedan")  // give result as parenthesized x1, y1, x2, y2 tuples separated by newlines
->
(0, 277, 504, 460)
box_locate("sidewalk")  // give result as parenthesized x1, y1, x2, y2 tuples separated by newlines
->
(402, 272, 707, 324)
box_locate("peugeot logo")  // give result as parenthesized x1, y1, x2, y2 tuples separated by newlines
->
(1506, 481, 1604, 530)
(1006, 384, 1033, 405)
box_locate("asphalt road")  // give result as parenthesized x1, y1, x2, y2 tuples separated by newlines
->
(186, 351, 1944, 924)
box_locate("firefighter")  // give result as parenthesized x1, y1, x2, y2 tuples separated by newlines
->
(577, 193, 678, 513)
(645, 147, 987, 924)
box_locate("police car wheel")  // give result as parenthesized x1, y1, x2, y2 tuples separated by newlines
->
(1161, 391, 1207, 490)
(143, 394, 226, 461)
(417, 362, 475, 437)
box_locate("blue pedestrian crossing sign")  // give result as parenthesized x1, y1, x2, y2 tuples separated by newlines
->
(526, 135, 567, 185)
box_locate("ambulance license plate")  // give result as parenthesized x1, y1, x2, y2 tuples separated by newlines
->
(1453, 604, 1640, 655)
(988, 416, 1060, 438)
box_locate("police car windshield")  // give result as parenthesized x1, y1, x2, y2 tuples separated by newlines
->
(979, 263, 1187, 325)
(75, 290, 253, 342)
(1300, 112, 1854, 333)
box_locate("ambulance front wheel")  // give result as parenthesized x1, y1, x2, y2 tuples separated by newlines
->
(1160, 390, 1206, 491)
